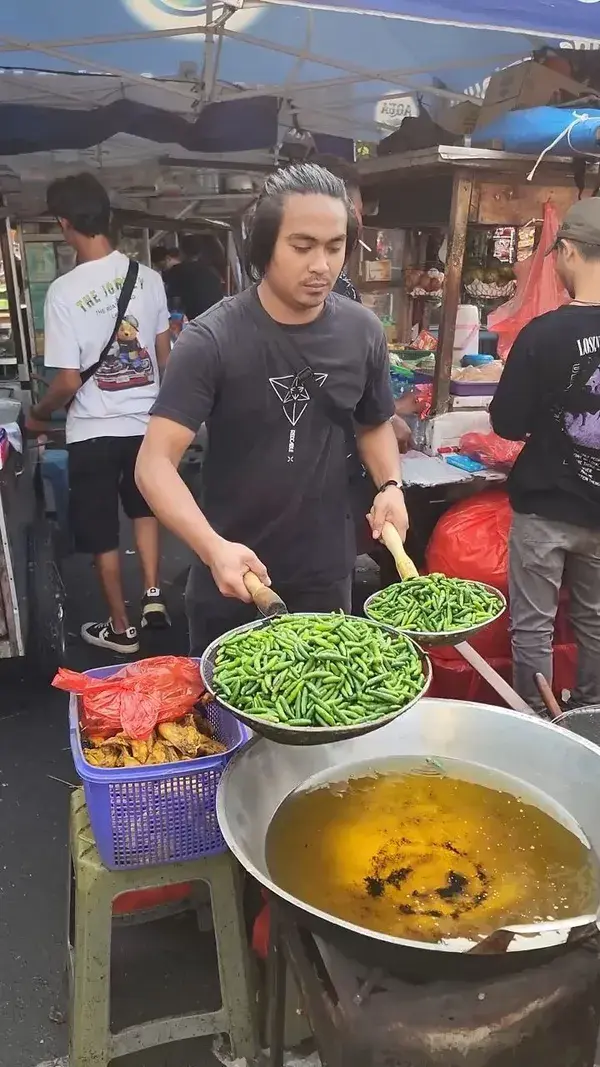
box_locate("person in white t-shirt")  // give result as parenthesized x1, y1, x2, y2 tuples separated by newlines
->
(27, 173, 171, 655)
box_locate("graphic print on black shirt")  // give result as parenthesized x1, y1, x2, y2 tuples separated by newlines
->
(490, 304, 600, 528)
(558, 334, 600, 489)
(269, 371, 327, 462)
(151, 286, 394, 594)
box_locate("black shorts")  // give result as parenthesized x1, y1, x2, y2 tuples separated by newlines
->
(68, 436, 154, 555)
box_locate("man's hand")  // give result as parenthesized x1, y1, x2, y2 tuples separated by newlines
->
(25, 408, 53, 437)
(368, 486, 409, 543)
(206, 537, 271, 602)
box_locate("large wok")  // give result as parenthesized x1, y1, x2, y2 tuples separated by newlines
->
(217, 698, 600, 979)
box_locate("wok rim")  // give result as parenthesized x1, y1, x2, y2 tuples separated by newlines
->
(216, 701, 600, 955)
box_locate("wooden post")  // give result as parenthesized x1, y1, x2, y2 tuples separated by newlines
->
(432, 171, 473, 415)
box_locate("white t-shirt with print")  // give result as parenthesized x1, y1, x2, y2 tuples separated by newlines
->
(44, 250, 170, 444)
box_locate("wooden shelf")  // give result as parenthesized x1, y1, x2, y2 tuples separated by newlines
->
(359, 280, 404, 292)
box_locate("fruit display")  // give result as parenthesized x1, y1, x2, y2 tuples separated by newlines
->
(404, 268, 444, 298)
(463, 265, 516, 299)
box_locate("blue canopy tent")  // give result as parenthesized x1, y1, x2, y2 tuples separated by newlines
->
(1, 0, 595, 147)
(0, 0, 597, 216)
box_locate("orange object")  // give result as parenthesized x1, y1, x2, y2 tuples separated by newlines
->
(113, 883, 192, 916)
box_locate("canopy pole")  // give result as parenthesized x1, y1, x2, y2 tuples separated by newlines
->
(432, 169, 473, 415)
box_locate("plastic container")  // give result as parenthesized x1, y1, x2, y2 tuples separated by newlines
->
(449, 380, 498, 396)
(461, 353, 494, 368)
(452, 305, 480, 367)
(69, 663, 249, 870)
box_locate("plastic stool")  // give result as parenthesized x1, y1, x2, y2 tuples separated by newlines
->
(67, 788, 259, 1066)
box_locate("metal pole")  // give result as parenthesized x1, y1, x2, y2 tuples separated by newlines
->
(432, 170, 473, 415)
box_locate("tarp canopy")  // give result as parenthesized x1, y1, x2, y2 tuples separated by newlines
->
(1, 0, 583, 145)
(1, 1, 598, 218)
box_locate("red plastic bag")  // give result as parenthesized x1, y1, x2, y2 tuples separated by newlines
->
(426, 490, 512, 593)
(488, 201, 569, 361)
(53, 656, 204, 739)
(460, 431, 524, 469)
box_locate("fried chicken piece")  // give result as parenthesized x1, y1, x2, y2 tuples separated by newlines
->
(122, 754, 143, 767)
(84, 746, 121, 768)
(130, 738, 150, 764)
(196, 735, 227, 756)
(147, 739, 176, 765)
(157, 720, 203, 757)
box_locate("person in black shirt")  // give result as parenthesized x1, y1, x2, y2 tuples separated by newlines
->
(136, 163, 408, 652)
(490, 198, 600, 712)
(163, 234, 224, 321)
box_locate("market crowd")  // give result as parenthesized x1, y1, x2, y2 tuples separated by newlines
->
(27, 166, 600, 713)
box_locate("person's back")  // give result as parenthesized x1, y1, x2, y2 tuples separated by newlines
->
(46, 249, 169, 442)
(30, 172, 171, 654)
(165, 234, 224, 321)
(490, 198, 600, 713)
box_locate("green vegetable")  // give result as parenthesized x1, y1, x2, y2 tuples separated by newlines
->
(212, 614, 426, 730)
(366, 574, 503, 635)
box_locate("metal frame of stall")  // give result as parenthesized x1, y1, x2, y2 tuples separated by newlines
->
(358, 144, 587, 414)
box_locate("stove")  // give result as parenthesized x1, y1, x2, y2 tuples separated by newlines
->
(267, 900, 600, 1067)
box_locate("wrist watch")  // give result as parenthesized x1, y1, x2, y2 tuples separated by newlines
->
(377, 479, 403, 495)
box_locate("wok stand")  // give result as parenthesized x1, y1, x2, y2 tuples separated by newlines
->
(266, 896, 600, 1067)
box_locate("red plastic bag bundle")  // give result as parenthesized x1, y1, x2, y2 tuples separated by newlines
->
(460, 431, 524, 470)
(426, 490, 512, 592)
(488, 201, 569, 361)
(53, 656, 204, 740)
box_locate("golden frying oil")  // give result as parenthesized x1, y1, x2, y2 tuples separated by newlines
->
(266, 758, 600, 944)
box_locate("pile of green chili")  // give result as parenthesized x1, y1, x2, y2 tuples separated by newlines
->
(367, 573, 503, 634)
(212, 614, 425, 728)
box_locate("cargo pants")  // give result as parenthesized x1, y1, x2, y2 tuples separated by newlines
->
(509, 512, 600, 712)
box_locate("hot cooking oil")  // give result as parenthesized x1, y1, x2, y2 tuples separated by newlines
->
(265, 757, 600, 944)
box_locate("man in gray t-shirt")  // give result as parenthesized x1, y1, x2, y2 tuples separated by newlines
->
(136, 163, 408, 652)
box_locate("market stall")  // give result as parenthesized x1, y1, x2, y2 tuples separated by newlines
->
(354, 144, 583, 565)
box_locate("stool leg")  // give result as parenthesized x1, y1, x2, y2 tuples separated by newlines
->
(69, 856, 114, 1067)
(209, 854, 260, 1063)
(267, 906, 286, 1067)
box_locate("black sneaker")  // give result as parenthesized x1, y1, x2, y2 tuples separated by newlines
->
(140, 587, 171, 630)
(81, 620, 140, 655)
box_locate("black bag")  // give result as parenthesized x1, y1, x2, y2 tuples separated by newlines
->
(72, 258, 139, 399)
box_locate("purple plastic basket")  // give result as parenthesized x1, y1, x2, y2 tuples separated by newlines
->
(69, 663, 249, 870)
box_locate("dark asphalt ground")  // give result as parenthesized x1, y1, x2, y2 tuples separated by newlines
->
(0, 520, 235, 1067)
(0, 503, 380, 1067)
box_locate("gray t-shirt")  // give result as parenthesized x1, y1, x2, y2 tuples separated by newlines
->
(152, 285, 394, 597)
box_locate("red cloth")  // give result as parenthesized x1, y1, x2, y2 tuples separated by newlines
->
(429, 643, 577, 705)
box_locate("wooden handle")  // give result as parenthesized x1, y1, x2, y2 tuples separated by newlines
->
(455, 641, 535, 716)
(534, 672, 563, 721)
(243, 572, 288, 618)
(381, 522, 419, 580)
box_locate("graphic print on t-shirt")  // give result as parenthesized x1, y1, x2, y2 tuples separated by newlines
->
(95, 314, 155, 392)
(560, 335, 600, 488)
(269, 371, 328, 463)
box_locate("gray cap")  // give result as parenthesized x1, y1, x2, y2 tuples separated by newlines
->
(553, 198, 600, 249)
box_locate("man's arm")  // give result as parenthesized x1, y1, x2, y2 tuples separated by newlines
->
(354, 333, 409, 541)
(155, 329, 171, 373)
(489, 325, 538, 441)
(135, 323, 269, 602)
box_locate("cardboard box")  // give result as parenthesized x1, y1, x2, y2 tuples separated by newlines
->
(438, 100, 481, 137)
(477, 60, 587, 129)
(363, 259, 392, 282)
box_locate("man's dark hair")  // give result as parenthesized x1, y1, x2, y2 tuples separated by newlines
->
(309, 153, 360, 193)
(244, 162, 359, 280)
(47, 173, 111, 237)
